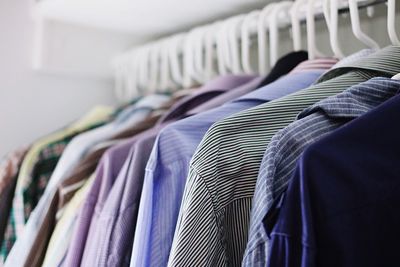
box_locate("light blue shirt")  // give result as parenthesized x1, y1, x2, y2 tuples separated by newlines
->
(4, 94, 170, 267)
(130, 70, 325, 267)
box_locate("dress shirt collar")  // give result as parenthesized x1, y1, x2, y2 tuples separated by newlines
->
(157, 74, 256, 123)
(235, 58, 338, 103)
(114, 94, 171, 124)
(318, 46, 400, 83)
(298, 77, 400, 120)
(290, 57, 339, 74)
(234, 71, 323, 103)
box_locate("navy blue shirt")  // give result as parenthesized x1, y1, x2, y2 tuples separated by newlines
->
(267, 90, 400, 267)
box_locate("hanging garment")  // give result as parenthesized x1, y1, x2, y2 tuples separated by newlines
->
(167, 46, 400, 267)
(4, 94, 170, 267)
(41, 174, 95, 267)
(188, 51, 311, 116)
(243, 77, 400, 267)
(130, 58, 337, 267)
(56, 110, 165, 211)
(54, 97, 180, 219)
(65, 75, 255, 267)
(1, 106, 113, 262)
(257, 51, 308, 87)
(267, 92, 400, 267)
(0, 147, 28, 261)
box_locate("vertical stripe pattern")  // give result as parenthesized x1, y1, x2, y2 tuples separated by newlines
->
(243, 77, 400, 267)
(168, 45, 400, 267)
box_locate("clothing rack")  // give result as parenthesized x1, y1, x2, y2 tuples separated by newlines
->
(113, 0, 394, 102)
(2, 0, 400, 266)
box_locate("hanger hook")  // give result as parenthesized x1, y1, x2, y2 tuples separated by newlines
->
(327, 0, 345, 59)
(387, 0, 400, 45)
(269, 1, 293, 67)
(348, 0, 380, 49)
(241, 10, 260, 74)
(257, 3, 276, 75)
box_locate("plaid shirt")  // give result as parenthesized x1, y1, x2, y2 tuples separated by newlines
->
(0, 147, 28, 266)
(0, 121, 105, 262)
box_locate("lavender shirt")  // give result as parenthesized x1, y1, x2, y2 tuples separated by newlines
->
(64, 75, 256, 267)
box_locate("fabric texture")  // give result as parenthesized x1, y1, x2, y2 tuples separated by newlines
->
(131, 58, 336, 267)
(267, 92, 400, 267)
(56, 101, 177, 215)
(1, 106, 112, 263)
(0, 147, 28, 265)
(257, 51, 308, 87)
(243, 77, 400, 266)
(65, 75, 255, 267)
(4, 95, 170, 267)
(41, 175, 94, 267)
(167, 46, 400, 267)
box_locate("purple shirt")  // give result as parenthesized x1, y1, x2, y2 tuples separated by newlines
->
(64, 75, 256, 267)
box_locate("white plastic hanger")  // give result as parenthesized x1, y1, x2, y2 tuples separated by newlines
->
(241, 10, 260, 74)
(123, 48, 143, 100)
(168, 34, 184, 87)
(216, 20, 230, 75)
(204, 23, 218, 81)
(257, 3, 277, 75)
(348, 0, 380, 49)
(387, 0, 400, 45)
(182, 31, 194, 88)
(159, 40, 172, 92)
(137, 46, 150, 94)
(306, 0, 325, 59)
(192, 26, 207, 84)
(148, 44, 161, 93)
(290, 0, 304, 51)
(269, 1, 293, 67)
(327, 0, 345, 59)
(227, 15, 245, 74)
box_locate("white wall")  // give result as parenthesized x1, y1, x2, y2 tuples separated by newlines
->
(0, 0, 118, 158)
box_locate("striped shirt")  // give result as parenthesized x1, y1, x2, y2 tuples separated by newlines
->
(267, 92, 400, 267)
(168, 46, 400, 267)
(130, 59, 336, 267)
(243, 77, 400, 267)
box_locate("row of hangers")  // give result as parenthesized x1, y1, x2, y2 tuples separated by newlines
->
(114, 0, 399, 102)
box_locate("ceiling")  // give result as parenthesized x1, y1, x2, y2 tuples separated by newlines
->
(35, 0, 270, 41)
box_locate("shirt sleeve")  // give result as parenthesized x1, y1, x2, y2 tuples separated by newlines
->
(168, 168, 225, 267)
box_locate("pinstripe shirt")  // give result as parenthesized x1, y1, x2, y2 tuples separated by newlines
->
(168, 46, 400, 267)
(66, 75, 255, 267)
(267, 91, 400, 267)
(130, 59, 336, 267)
(243, 77, 400, 267)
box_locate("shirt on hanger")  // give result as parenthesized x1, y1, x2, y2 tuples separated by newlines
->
(4, 94, 170, 267)
(1, 106, 113, 262)
(267, 91, 400, 267)
(187, 51, 310, 116)
(243, 77, 400, 267)
(65, 75, 255, 267)
(167, 46, 400, 267)
(56, 105, 173, 216)
(130, 58, 336, 267)
(257, 51, 308, 87)
(11, 106, 113, 232)
(41, 174, 95, 267)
